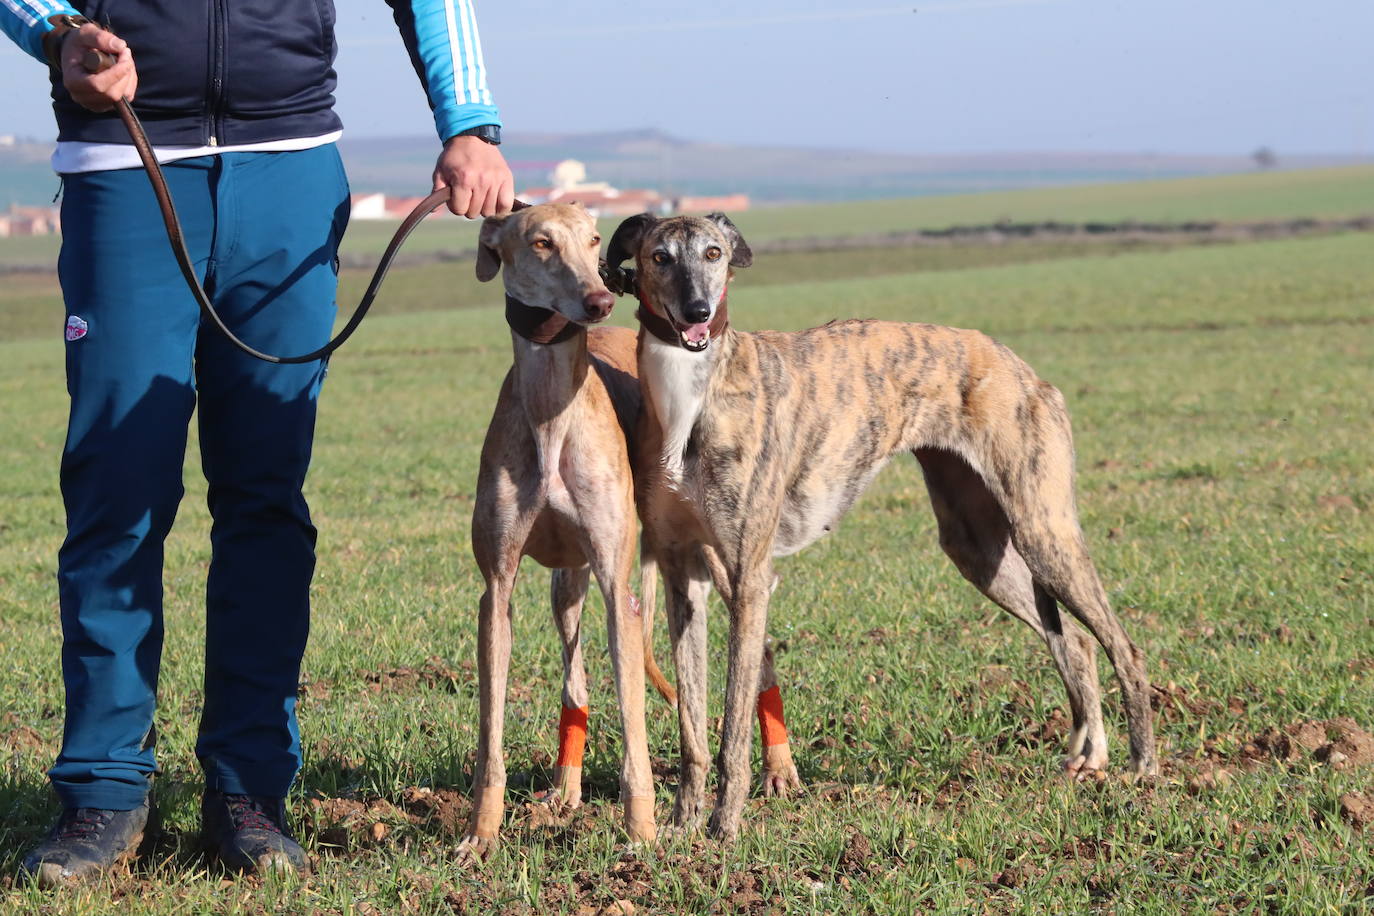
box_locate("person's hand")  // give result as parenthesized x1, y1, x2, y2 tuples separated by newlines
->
(59, 23, 137, 112)
(433, 135, 514, 218)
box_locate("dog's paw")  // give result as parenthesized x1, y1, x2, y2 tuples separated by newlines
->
(668, 792, 705, 831)
(760, 744, 802, 797)
(705, 807, 741, 843)
(455, 833, 497, 865)
(1061, 752, 1109, 783)
(532, 786, 582, 810)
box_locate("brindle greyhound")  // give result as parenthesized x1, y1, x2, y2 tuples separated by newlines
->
(605, 211, 1159, 840)
(463, 202, 658, 858)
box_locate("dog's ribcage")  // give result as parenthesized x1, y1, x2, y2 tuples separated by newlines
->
(646, 320, 1050, 558)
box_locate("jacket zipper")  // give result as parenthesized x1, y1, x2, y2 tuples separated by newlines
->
(207, 0, 226, 145)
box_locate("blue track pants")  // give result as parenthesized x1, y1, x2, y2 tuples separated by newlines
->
(51, 145, 350, 810)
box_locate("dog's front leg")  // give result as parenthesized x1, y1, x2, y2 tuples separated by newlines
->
(460, 568, 517, 861)
(661, 547, 713, 830)
(708, 565, 773, 841)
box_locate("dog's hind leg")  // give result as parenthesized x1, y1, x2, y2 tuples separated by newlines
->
(537, 565, 591, 808)
(756, 641, 801, 796)
(660, 546, 714, 831)
(991, 415, 1158, 777)
(704, 547, 800, 795)
(916, 448, 1109, 775)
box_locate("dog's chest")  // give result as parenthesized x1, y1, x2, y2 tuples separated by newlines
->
(642, 338, 712, 484)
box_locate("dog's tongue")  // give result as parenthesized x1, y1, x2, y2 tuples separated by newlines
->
(680, 322, 710, 344)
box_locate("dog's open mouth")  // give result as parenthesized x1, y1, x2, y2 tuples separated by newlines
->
(675, 321, 711, 352)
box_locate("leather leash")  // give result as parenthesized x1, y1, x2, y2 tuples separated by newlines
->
(82, 48, 524, 364)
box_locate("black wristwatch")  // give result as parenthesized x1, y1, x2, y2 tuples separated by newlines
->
(454, 124, 501, 146)
(43, 13, 94, 69)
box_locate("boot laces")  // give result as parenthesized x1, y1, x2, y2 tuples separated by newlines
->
(224, 795, 281, 833)
(56, 808, 113, 840)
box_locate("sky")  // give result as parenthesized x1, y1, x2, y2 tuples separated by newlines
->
(2, 0, 1370, 157)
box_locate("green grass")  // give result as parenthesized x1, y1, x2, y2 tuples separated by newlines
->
(1, 223, 1372, 910)
(7, 163, 1366, 270)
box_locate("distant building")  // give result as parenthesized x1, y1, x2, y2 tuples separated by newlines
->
(345, 159, 749, 222)
(0, 204, 60, 237)
(519, 159, 748, 218)
(348, 192, 449, 221)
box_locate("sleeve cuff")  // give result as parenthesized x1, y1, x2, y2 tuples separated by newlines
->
(435, 105, 502, 144)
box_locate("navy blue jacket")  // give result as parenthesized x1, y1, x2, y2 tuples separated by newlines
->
(1, 0, 500, 146)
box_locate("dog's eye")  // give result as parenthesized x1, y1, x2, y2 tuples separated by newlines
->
(652, 252, 670, 265)
(532, 239, 553, 251)
(591, 235, 601, 246)
(705, 247, 722, 261)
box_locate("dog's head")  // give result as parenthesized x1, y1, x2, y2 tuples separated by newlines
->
(475, 202, 615, 324)
(605, 211, 752, 352)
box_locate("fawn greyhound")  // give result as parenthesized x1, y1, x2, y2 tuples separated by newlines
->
(605, 211, 1159, 840)
(464, 202, 659, 857)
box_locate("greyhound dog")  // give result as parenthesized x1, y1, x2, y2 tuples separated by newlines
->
(605, 211, 1159, 840)
(464, 202, 659, 858)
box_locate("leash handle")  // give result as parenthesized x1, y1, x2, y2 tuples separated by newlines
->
(83, 48, 115, 72)
(81, 47, 524, 364)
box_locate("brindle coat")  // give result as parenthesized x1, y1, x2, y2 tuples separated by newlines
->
(606, 211, 1159, 840)
(464, 203, 656, 858)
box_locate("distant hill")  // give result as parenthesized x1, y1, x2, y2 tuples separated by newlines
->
(341, 129, 1369, 205)
(2, 129, 1369, 208)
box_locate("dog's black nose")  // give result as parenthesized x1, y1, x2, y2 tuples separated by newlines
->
(681, 300, 711, 324)
(583, 290, 615, 320)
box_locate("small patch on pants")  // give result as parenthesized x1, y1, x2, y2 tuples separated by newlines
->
(65, 315, 89, 341)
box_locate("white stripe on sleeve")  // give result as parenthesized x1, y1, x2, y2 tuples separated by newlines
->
(455, 0, 479, 110)
(462, 0, 492, 106)
(441, 0, 468, 106)
(2, 0, 39, 28)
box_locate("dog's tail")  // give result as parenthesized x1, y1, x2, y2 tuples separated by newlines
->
(640, 537, 678, 707)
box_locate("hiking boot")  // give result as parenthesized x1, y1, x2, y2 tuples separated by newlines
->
(20, 800, 155, 887)
(201, 792, 309, 875)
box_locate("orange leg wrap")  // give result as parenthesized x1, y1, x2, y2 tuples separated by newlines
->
(556, 705, 590, 768)
(756, 685, 788, 748)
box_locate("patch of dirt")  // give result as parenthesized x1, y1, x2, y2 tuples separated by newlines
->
(399, 785, 470, 835)
(1150, 681, 1221, 724)
(836, 830, 879, 877)
(306, 797, 407, 852)
(1242, 718, 1374, 770)
(363, 655, 471, 693)
(1339, 792, 1373, 832)
(2, 724, 46, 752)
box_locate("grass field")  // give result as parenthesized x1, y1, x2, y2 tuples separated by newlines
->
(4, 163, 1370, 271)
(0, 174, 1372, 913)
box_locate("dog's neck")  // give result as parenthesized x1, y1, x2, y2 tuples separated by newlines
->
(507, 293, 590, 477)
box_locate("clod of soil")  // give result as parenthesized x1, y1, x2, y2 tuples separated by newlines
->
(363, 655, 470, 693)
(1339, 792, 1373, 832)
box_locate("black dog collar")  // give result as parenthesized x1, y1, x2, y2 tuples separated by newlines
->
(505, 294, 584, 345)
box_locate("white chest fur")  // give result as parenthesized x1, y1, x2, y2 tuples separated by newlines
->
(641, 334, 711, 484)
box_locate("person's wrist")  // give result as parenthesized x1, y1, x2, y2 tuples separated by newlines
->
(448, 124, 501, 146)
(42, 14, 92, 69)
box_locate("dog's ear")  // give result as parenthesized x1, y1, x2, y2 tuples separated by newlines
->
(606, 212, 657, 270)
(475, 214, 508, 282)
(705, 212, 752, 268)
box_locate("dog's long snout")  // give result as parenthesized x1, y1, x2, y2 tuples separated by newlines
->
(681, 299, 711, 325)
(583, 290, 615, 320)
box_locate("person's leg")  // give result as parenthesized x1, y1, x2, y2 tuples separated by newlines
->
(193, 146, 348, 807)
(26, 159, 216, 886)
(49, 161, 216, 809)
